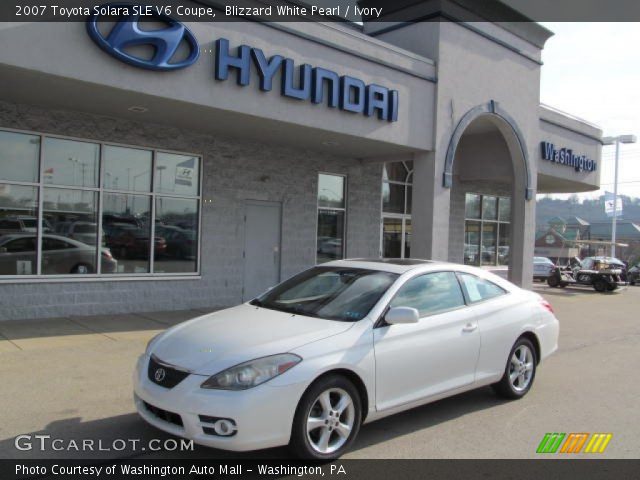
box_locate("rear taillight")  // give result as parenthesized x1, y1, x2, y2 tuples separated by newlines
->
(540, 299, 554, 314)
(101, 249, 113, 260)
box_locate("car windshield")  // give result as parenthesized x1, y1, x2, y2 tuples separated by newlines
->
(250, 267, 398, 322)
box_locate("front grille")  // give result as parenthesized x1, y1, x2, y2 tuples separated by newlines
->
(143, 401, 183, 427)
(148, 355, 190, 389)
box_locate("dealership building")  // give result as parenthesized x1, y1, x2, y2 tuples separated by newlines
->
(0, 1, 603, 320)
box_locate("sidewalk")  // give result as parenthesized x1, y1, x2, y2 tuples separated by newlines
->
(0, 307, 217, 352)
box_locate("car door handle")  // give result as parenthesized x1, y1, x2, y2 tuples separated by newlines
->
(462, 323, 478, 333)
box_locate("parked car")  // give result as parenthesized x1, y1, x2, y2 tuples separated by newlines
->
(65, 221, 102, 246)
(0, 216, 52, 235)
(0, 234, 117, 275)
(533, 256, 555, 281)
(136, 259, 559, 459)
(155, 225, 197, 259)
(104, 223, 166, 259)
(627, 263, 640, 285)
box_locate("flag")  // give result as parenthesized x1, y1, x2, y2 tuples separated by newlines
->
(175, 158, 195, 187)
(604, 192, 623, 218)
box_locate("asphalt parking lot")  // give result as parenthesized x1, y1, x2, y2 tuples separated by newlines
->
(0, 285, 638, 459)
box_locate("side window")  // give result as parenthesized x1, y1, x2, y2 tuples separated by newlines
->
(458, 273, 506, 303)
(42, 238, 73, 251)
(389, 271, 465, 317)
(4, 237, 36, 253)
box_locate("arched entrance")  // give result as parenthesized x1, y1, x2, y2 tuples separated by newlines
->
(444, 101, 533, 285)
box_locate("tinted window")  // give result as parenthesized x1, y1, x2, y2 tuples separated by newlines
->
(43, 237, 73, 251)
(4, 237, 36, 253)
(390, 271, 465, 317)
(458, 273, 506, 303)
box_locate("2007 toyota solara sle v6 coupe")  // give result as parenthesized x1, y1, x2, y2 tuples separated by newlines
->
(134, 259, 559, 459)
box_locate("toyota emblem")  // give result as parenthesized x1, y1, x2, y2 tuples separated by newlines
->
(154, 368, 166, 382)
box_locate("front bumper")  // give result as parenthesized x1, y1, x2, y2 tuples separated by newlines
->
(133, 354, 307, 452)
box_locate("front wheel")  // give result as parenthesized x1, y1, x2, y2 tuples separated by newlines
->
(593, 279, 607, 292)
(492, 337, 537, 399)
(289, 375, 362, 460)
(547, 275, 559, 288)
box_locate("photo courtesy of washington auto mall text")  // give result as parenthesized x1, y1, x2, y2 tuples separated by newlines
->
(1, 0, 640, 479)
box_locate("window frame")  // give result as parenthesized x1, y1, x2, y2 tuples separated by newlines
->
(0, 127, 203, 283)
(377, 270, 469, 326)
(315, 172, 348, 264)
(381, 161, 413, 259)
(463, 193, 511, 267)
(456, 272, 508, 305)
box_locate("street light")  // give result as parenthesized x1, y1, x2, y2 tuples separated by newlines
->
(601, 134, 637, 258)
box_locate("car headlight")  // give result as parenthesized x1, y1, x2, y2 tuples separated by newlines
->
(200, 353, 302, 390)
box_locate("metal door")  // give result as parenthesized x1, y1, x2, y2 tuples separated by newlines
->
(242, 201, 282, 301)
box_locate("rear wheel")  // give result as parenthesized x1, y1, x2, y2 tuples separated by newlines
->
(493, 337, 537, 399)
(289, 375, 362, 460)
(547, 275, 559, 288)
(593, 279, 607, 292)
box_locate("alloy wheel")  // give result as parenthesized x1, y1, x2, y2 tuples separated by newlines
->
(306, 388, 355, 454)
(509, 345, 534, 392)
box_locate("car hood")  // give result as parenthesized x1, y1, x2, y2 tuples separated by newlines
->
(150, 304, 354, 375)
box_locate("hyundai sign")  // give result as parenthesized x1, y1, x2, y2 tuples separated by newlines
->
(87, 4, 399, 122)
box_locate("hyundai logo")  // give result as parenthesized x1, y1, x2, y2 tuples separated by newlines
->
(87, 3, 200, 71)
(154, 368, 166, 382)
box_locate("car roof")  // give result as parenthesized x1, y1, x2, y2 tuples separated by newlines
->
(320, 258, 514, 286)
(0, 233, 88, 247)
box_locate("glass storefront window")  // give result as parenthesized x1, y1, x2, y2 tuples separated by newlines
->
(498, 197, 511, 222)
(43, 138, 99, 188)
(464, 194, 510, 267)
(381, 161, 413, 258)
(0, 128, 201, 277)
(103, 146, 152, 192)
(0, 131, 40, 183)
(154, 197, 199, 273)
(43, 188, 98, 274)
(317, 210, 345, 263)
(318, 174, 345, 209)
(0, 184, 39, 275)
(155, 153, 200, 196)
(317, 173, 346, 264)
(482, 195, 498, 220)
(103, 193, 151, 274)
(382, 182, 405, 214)
(382, 218, 402, 258)
(465, 193, 481, 219)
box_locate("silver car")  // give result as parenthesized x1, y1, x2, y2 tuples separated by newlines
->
(0, 234, 117, 275)
(533, 257, 555, 281)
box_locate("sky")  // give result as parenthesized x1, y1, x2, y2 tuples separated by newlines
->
(539, 22, 640, 200)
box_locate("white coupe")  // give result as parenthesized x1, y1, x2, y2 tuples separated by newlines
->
(134, 259, 559, 459)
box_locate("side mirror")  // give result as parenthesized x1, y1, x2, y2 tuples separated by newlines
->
(385, 307, 420, 325)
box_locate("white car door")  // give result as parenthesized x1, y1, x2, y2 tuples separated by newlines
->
(373, 271, 481, 411)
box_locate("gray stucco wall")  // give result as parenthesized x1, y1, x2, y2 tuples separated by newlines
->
(0, 101, 382, 320)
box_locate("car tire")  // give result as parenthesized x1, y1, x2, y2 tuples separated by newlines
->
(289, 375, 362, 460)
(492, 337, 537, 400)
(70, 263, 93, 274)
(547, 275, 559, 288)
(593, 279, 607, 292)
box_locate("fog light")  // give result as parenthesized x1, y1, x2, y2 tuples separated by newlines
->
(214, 419, 236, 436)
